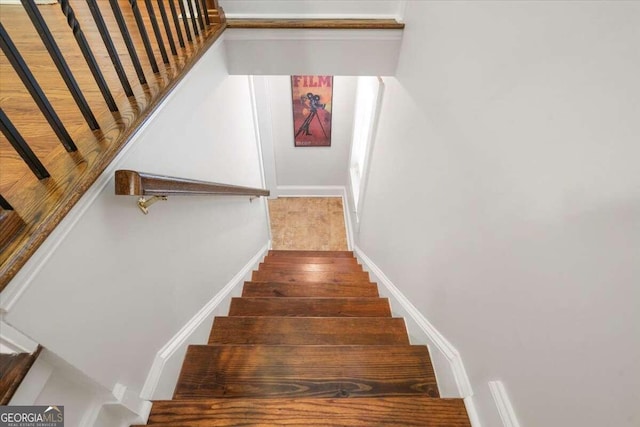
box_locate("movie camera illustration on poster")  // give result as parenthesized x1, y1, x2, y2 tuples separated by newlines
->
(291, 75, 333, 147)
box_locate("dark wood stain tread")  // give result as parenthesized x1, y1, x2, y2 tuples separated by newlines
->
(242, 281, 379, 297)
(134, 249, 470, 425)
(268, 250, 354, 258)
(229, 297, 391, 317)
(258, 262, 363, 273)
(209, 317, 409, 345)
(252, 270, 370, 283)
(174, 345, 439, 399)
(263, 256, 359, 265)
(142, 397, 470, 426)
(0, 346, 41, 405)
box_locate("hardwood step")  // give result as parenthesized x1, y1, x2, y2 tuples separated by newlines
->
(209, 317, 409, 345)
(174, 345, 439, 399)
(242, 281, 379, 297)
(142, 397, 471, 426)
(229, 297, 391, 317)
(258, 262, 362, 273)
(252, 270, 370, 283)
(0, 347, 41, 405)
(269, 250, 354, 258)
(263, 255, 359, 265)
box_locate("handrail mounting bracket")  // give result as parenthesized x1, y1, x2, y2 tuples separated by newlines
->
(137, 195, 167, 215)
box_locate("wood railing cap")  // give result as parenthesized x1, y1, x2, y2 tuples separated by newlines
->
(114, 170, 270, 197)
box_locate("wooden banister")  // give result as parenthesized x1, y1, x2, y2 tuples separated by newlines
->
(115, 170, 270, 197)
(0, 1, 226, 290)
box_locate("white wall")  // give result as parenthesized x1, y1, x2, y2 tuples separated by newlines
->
(224, 29, 403, 76)
(356, 2, 640, 427)
(264, 75, 356, 187)
(2, 40, 270, 420)
(218, 0, 406, 19)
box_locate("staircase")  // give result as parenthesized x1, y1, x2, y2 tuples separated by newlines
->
(136, 250, 471, 426)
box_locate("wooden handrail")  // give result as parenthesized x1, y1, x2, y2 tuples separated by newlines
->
(115, 170, 270, 197)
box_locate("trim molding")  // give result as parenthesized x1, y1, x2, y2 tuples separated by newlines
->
(354, 246, 481, 425)
(0, 320, 38, 354)
(489, 381, 521, 427)
(464, 396, 483, 427)
(353, 246, 474, 397)
(276, 185, 345, 197)
(225, 13, 404, 21)
(224, 28, 403, 41)
(340, 187, 354, 251)
(139, 243, 269, 400)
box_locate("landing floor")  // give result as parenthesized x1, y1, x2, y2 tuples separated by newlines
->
(268, 197, 348, 251)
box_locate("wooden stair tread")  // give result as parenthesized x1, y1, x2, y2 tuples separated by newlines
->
(263, 256, 359, 264)
(0, 346, 41, 405)
(174, 345, 439, 399)
(258, 262, 363, 273)
(132, 250, 470, 425)
(209, 317, 409, 345)
(242, 281, 379, 297)
(229, 297, 391, 317)
(252, 270, 369, 283)
(141, 397, 470, 426)
(268, 250, 354, 258)
(0, 207, 25, 253)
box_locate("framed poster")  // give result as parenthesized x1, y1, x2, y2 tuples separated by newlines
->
(291, 75, 333, 147)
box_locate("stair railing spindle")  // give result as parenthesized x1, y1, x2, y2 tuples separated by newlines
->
(58, 0, 118, 112)
(0, 23, 77, 152)
(85, 0, 134, 97)
(143, 0, 170, 64)
(155, 0, 178, 55)
(193, 0, 205, 30)
(19, 0, 99, 130)
(108, 0, 147, 84)
(129, 0, 160, 73)
(185, 0, 199, 36)
(176, 0, 193, 42)
(166, 0, 185, 48)
(199, 0, 210, 26)
(0, 108, 50, 179)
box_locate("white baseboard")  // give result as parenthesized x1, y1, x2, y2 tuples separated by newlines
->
(139, 243, 269, 401)
(224, 13, 402, 21)
(340, 187, 354, 251)
(489, 381, 521, 427)
(354, 245, 473, 397)
(0, 320, 38, 354)
(354, 245, 482, 426)
(276, 185, 345, 197)
(464, 396, 483, 427)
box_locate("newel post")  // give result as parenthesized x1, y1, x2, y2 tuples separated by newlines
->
(206, 0, 225, 24)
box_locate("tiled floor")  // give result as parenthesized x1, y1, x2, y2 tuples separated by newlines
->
(268, 197, 349, 251)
